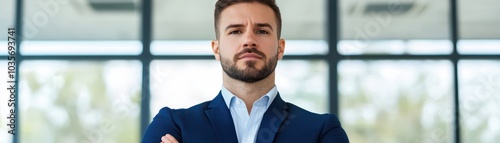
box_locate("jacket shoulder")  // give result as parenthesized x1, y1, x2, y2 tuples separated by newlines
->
(285, 103, 331, 117)
(278, 103, 348, 142)
(166, 100, 212, 116)
(143, 101, 214, 143)
(286, 102, 342, 127)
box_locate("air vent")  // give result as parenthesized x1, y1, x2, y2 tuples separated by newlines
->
(364, 3, 414, 14)
(88, 0, 137, 11)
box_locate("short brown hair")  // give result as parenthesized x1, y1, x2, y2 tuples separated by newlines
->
(214, 0, 282, 39)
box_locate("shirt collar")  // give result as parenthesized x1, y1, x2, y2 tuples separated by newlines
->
(221, 85, 278, 109)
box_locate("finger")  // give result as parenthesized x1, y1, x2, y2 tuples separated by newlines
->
(165, 134, 179, 143)
(161, 135, 169, 142)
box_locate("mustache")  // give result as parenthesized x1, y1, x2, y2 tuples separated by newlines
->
(233, 48, 266, 61)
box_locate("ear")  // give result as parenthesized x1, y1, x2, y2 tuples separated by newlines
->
(211, 40, 220, 61)
(278, 39, 285, 60)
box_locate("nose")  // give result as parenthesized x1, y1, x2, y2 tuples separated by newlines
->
(242, 32, 258, 48)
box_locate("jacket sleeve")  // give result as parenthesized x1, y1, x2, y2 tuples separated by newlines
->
(319, 114, 349, 143)
(141, 107, 182, 143)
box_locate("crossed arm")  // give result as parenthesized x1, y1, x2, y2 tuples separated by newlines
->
(142, 107, 182, 143)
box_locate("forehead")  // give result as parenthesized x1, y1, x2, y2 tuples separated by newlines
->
(219, 2, 277, 29)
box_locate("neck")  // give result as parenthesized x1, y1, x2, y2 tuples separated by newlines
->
(223, 72, 275, 112)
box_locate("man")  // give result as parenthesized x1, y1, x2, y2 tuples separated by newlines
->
(142, 0, 349, 142)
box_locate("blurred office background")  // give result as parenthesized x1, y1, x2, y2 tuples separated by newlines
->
(0, 0, 499, 143)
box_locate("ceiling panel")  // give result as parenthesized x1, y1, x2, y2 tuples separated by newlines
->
(22, 0, 140, 40)
(340, 0, 450, 40)
(5, 0, 499, 40)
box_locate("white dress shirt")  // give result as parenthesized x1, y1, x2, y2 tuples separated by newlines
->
(221, 86, 278, 143)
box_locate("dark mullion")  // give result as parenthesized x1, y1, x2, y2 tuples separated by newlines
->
(151, 55, 217, 60)
(140, 0, 153, 140)
(7, 55, 326, 60)
(13, 0, 23, 143)
(152, 55, 329, 60)
(9, 54, 499, 61)
(339, 55, 500, 60)
(327, 0, 340, 115)
(450, 0, 461, 142)
(18, 55, 140, 60)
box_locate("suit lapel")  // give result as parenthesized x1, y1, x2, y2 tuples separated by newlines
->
(256, 93, 289, 143)
(205, 92, 238, 143)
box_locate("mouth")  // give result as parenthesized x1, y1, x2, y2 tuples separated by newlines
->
(239, 53, 263, 60)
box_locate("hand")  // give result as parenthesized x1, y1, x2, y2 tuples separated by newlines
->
(161, 134, 179, 143)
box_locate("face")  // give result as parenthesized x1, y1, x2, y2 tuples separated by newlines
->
(212, 2, 285, 83)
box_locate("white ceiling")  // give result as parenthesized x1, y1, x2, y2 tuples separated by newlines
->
(1, 0, 499, 40)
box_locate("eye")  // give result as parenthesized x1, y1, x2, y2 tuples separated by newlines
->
(256, 30, 269, 34)
(229, 30, 242, 35)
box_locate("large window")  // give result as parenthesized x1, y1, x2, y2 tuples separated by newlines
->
(2, 0, 499, 143)
(338, 0, 499, 143)
(339, 0, 454, 141)
(16, 0, 143, 142)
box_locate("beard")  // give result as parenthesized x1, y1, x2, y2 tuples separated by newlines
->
(220, 48, 278, 83)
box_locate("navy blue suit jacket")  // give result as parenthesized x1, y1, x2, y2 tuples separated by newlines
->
(142, 92, 349, 143)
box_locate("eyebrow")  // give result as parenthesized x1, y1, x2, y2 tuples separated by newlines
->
(224, 23, 274, 31)
(256, 23, 273, 31)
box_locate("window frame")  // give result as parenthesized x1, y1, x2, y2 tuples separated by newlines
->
(3, 0, 499, 143)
